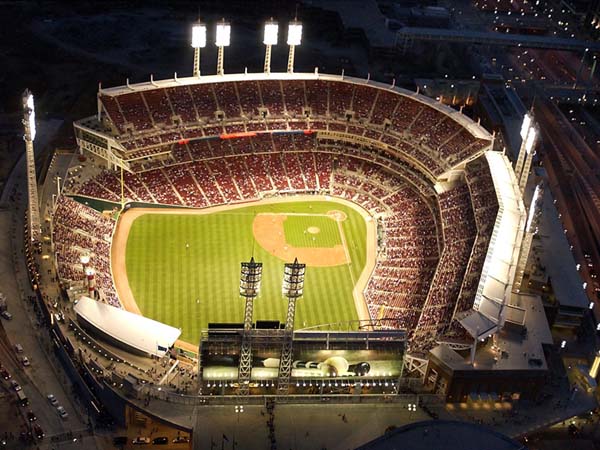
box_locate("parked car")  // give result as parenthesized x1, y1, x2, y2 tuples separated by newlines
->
(33, 424, 44, 439)
(26, 410, 36, 422)
(152, 437, 168, 445)
(21, 357, 30, 367)
(10, 380, 22, 391)
(14, 344, 23, 353)
(0, 368, 11, 380)
(1, 311, 12, 320)
(132, 436, 151, 445)
(56, 406, 68, 420)
(47, 394, 58, 406)
(173, 436, 190, 444)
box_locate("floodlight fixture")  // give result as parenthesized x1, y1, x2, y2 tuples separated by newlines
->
(282, 258, 306, 299)
(26, 94, 34, 111)
(263, 21, 279, 46)
(287, 21, 303, 73)
(22, 92, 36, 141)
(525, 127, 537, 154)
(191, 23, 207, 48)
(215, 20, 231, 76)
(240, 257, 263, 298)
(215, 21, 231, 47)
(520, 113, 531, 140)
(287, 21, 303, 46)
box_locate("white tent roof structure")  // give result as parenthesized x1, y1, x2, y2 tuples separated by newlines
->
(473, 151, 526, 325)
(74, 296, 181, 357)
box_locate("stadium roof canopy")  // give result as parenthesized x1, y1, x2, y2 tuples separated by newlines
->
(473, 151, 525, 325)
(97, 72, 492, 142)
(74, 296, 180, 357)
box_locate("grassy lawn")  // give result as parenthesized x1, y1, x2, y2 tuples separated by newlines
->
(282, 214, 341, 248)
(124, 201, 367, 343)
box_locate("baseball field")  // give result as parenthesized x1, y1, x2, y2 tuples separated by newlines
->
(116, 198, 373, 344)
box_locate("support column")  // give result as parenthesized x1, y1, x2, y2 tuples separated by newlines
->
(287, 45, 295, 73)
(193, 47, 201, 77)
(264, 45, 272, 75)
(217, 46, 225, 76)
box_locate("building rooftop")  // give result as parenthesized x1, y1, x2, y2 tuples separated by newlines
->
(431, 294, 552, 372)
(356, 420, 526, 450)
(315, 0, 397, 48)
(535, 188, 589, 309)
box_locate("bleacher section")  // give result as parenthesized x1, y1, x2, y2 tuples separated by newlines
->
(52, 196, 119, 308)
(98, 78, 491, 178)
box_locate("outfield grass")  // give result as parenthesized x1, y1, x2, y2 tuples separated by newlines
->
(124, 201, 366, 343)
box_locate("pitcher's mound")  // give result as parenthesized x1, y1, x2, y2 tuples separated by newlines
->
(307, 226, 320, 234)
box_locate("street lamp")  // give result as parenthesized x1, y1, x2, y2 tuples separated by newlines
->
(215, 20, 231, 76)
(263, 20, 278, 74)
(233, 405, 244, 449)
(191, 21, 207, 77)
(286, 21, 302, 73)
(408, 403, 417, 420)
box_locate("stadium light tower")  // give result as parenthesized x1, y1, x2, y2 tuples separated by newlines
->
(514, 182, 544, 292)
(22, 90, 41, 248)
(286, 20, 303, 73)
(191, 21, 207, 77)
(278, 257, 306, 393)
(263, 19, 279, 75)
(238, 257, 263, 395)
(215, 20, 231, 76)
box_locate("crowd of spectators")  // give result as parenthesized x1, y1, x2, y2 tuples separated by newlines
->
(52, 196, 120, 308)
(412, 183, 478, 350)
(98, 78, 491, 177)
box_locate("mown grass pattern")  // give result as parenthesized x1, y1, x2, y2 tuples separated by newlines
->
(125, 201, 366, 343)
(282, 214, 341, 248)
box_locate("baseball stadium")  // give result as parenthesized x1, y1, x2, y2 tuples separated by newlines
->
(25, 19, 545, 420)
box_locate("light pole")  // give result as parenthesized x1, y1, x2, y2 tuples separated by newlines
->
(191, 21, 207, 77)
(263, 20, 278, 74)
(22, 90, 41, 246)
(233, 405, 244, 449)
(408, 402, 417, 421)
(215, 20, 231, 76)
(286, 21, 303, 73)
